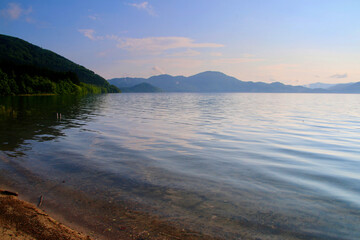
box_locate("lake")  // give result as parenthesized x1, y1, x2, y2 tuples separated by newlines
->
(1, 93, 360, 239)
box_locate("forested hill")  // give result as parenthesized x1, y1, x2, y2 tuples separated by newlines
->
(0, 34, 119, 95)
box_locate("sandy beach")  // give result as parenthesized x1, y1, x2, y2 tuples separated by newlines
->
(0, 189, 91, 240)
(0, 150, 223, 240)
(0, 187, 219, 240)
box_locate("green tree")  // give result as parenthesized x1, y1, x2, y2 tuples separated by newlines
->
(0, 69, 18, 95)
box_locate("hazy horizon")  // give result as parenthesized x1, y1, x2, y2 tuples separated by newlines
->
(1, 0, 359, 85)
(107, 71, 353, 88)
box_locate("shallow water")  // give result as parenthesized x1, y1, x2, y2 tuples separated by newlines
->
(1, 93, 360, 239)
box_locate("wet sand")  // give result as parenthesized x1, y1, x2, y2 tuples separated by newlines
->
(0, 189, 90, 240)
(0, 152, 222, 240)
(0, 163, 220, 240)
(0, 187, 220, 240)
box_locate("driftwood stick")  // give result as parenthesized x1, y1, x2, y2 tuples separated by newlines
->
(38, 195, 43, 207)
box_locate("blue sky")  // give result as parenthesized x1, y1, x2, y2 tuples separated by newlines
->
(1, 0, 359, 84)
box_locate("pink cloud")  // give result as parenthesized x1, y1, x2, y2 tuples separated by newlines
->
(127, 1, 156, 16)
(1, 3, 32, 20)
(78, 29, 104, 40)
(116, 36, 224, 53)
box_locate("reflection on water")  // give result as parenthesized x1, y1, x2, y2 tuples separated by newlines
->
(0, 95, 104, 155)
(1, 93, 360, 239)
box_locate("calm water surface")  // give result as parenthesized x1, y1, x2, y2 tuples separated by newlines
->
(1, 93, 360, 239)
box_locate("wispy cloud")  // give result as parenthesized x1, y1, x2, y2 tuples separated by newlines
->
(127, 1, 156, 16)
(120, 58, 204, 70)
(116, 36, 224, 54)
(78, 30, 223, 54)
(78, 29, 104, 40)
(1, 3, 32, 20)
(212, 57, 264, 65)
(88, 14, 100, 21)
(330, 73, 347, 79)
(210, 52, 223, 57)
(168, 49, 201, 57)
(262, 64, 299, 71)
(25, 16, 35, 23)
(152, 66, 165, 75)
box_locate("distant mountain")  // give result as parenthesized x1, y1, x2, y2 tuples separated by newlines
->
(327, 82, 360, 93)
(303, 82, 338, 89)
(121, 82, 163, 93)
(327, 82, 359, 93)
(108, 77, 147, 88)
(0, 34, 119, 93)
(303, 82, 357, 90)
(301, 81, 360, 93)
(109, 71, 319, 93)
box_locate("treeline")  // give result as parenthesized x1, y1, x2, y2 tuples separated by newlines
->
(0, 34, 112, 87)
(0, 62, 119, 96)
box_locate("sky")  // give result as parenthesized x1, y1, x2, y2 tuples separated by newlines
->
(1, 0, 359, 85)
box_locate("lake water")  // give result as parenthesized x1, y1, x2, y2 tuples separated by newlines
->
(1, 93, 360, 239)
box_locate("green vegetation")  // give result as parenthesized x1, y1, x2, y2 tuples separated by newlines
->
(0, 34, 120, 95)
(0, 62, 115, 95)
(121, 82, 163, 93)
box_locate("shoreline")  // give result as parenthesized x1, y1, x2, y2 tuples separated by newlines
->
(0, 153, 309, 240)
(0, 179, 220, 240)
(0, 153, 222, 240)
(0, 189, 91, 240)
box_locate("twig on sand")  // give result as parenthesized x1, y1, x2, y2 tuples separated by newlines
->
(38, 195, 43, 207)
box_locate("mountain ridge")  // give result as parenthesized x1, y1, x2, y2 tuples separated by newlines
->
(109, 71, 360, 93)
(109, 71, 321, 93)
(121, 82, 163, 93)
